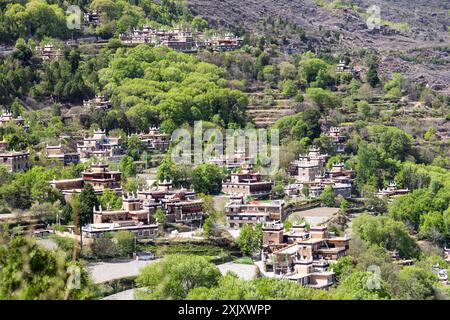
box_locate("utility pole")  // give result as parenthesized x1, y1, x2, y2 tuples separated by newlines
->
(72, 207, 79, 261)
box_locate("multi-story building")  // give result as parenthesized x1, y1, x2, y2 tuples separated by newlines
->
(327, 127, 346, 153)
(335, 60, 350, 73)
(120, 27, 198, 52)
(83, 95, 112, 110)
(137, 180, 204, 223)
(82, 221, 158, 239)
(222, 164, 273, 198)
(0, 109, 29, 130)
(302, 162, 355, 199)
(160, 28, 197, 52)
(37, 44, 63, 61)
(0, 140, 29, 172)
(50, 163, 122, 199)
(83, 11, 100, 27)
(205, 34, 243, 52)
(225, 193, 285, 228)
(207, 149, 254, 171)
(375, 181, 409, 199)
(289, 146, 328, 181)
(77, 129, 122, 162)
(288, 146, 354, 199)
(137, 127, 170, 152)
(46, 144, 80, 165)
(93, 193, 153, 224)
(84, 193, 159, 239)
(260, 221, 350, 288)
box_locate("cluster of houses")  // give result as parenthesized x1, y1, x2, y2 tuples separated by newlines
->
(45, 127, 170, 164)
(119, 26, 243, 53)
(49, 163, 205, 238)
(259, 221, 350, 288)
(287, 146, 355, 199)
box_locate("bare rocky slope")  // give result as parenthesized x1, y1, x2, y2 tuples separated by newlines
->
(187, 0, 450, 94)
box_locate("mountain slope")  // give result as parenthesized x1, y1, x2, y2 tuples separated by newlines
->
(187, 0, 450, 93)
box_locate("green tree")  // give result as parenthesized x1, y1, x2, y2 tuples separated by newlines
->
(236, 223, 262, 256)
(98, 188, 122, 210)
(190, 164, 225, 195)
(352, 214, 420, 258)
(366, 66, 380, 87)
(154, 208, 167, 226)
(114, 231, 135, 257)
(119, 155, 137, 178)
(135, 255, 221, 299)
(396, 266, 437, 300)
(334, 271, 391, 300)
(0, 236, 96, 300)
(357, 100, 371, 120)
(77, 184, 99, 227)
(202, 216, 214, 237)
(320, 186, 336, 207)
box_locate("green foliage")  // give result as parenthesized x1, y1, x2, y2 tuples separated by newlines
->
(368, 125, 414, 162)
(298, 58, 330, 84)
(187, 273, 332, 300)
(202, 216, 215, 237)
(357, 100, 371, 120)
(352, 214, 420, 258)
(190, 164, 225, 195)
(119, 155, 137, 178)
(135, 255, 221, 299)
(0, 236, 96, 299)
(328, 256, 354, 282)
(319, 185, 336, 207)
(273, 109, 321, 143)
(76, 184, 99, 226)
(355, 142, 388, 189)
(113, 231, 135, 257)
(396, 266, 437, 300)
(388, 171, 450, 244)
(236, 223, 262, 255)
(333, 271, 391, 300)
(0, 166, 64, 209)
(98, 188, 122, 210)
(305, 88, 339, 111)
(366, 66, 380, 87)
(102, 45, 248, 132)
(90, 234, 119, 259)
(154, 208, 167, 226)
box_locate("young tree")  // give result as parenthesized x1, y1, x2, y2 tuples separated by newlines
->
(320, 186, 336, 207)
(366, 66, 380, 87)
(99, 188, 122, 210)
(76, 184, 99, 227)
(236, 224, 263, 256)
(114, 231, 135, 257)
(202, 216, 215, 237)
(154, 208, 167, 227)
(119, 155, 137, 178)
